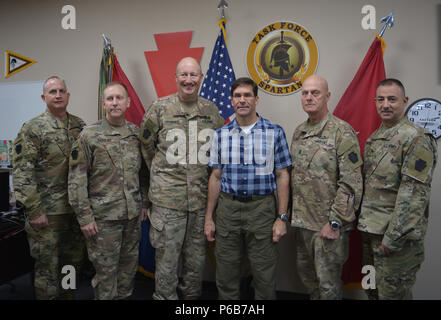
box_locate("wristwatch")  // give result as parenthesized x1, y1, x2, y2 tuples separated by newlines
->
(329, 220, 341, 231)
(277, 213, 289, 222)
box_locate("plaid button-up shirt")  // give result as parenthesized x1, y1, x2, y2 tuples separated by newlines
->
(209, 115, 292, 196)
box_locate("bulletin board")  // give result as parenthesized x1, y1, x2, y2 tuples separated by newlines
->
(0, 81, 45, 141)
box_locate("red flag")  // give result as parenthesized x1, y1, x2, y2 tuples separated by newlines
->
(112, 56, 145, 127)
(333, 35, 386, 286)
(334, 36, 385, 154)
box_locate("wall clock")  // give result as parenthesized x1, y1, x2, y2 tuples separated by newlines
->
(406, 98, 441, 139)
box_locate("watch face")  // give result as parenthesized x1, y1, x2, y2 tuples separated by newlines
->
(330, 221, 341, 230)
(406, 98, 441, 139)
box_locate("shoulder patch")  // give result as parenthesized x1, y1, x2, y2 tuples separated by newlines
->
(71, 149, 78, 160)
(15, 144, 22, 154)
(143, 129, 151, 139)
(414, 159, 427, 172)
(69, 142, 84, 166)
(348, 151, 359, 164)
(344, 145, 362, 169)
(403, 145, 434, 183)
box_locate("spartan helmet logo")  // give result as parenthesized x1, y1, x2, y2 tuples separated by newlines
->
(269, 31, 293, 77)
(259, 30, 304, 81)
(247, 21, 318, 95)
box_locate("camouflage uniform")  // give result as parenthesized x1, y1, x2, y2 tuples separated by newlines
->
(358, 117, 437, 300)
(12, 110, 86, 300)
(68, 118, 148, 300)
(139, 93, 224, 300)
(290, 113, 363, 299)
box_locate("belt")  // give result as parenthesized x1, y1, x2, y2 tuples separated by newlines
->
(221, 192, 273, 203)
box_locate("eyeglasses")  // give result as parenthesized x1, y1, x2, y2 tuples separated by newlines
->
(177, 73, 201, 80)
(232, 93, 255, 99)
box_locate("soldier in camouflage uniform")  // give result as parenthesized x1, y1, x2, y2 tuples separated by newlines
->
(290, 75, 363, 299)
(358, 79, 437, 300)
(12, 76, 86, 299)
(139, 57, 224, 300)
(68, 82, 149, 300)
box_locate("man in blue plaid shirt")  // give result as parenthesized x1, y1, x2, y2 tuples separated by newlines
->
(204, 77, 292, 300)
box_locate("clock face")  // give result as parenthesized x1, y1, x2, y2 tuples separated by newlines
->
(406, 98, 441, 139)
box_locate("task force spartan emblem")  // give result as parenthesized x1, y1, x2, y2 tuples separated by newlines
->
(247, 22, 319, 96)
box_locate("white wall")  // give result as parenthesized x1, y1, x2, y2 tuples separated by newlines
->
(1, 0, 440, 299)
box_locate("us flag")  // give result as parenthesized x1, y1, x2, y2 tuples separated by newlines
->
(200, 18, 236, 122)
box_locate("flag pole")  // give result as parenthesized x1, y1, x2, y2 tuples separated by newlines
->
(378, 11, 394, 38)
(217, 0, 229, 46)
(98, 34, 115, 119)
(102, 34, 111, 49)
(101, 34, 113, 58)
(217, 0, 228, 19)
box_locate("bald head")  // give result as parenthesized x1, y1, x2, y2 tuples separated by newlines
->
(302, 75, 329, 92)
(176, 57, 202, 75)
(301, 75, 331, 123)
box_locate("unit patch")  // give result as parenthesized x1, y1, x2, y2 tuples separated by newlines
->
(348, 151, 358, 164)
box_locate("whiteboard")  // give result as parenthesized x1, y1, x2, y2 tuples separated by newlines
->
(0, 80, 46, 140)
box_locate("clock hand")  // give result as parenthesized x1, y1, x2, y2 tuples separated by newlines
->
(424, 111, 430, 127)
